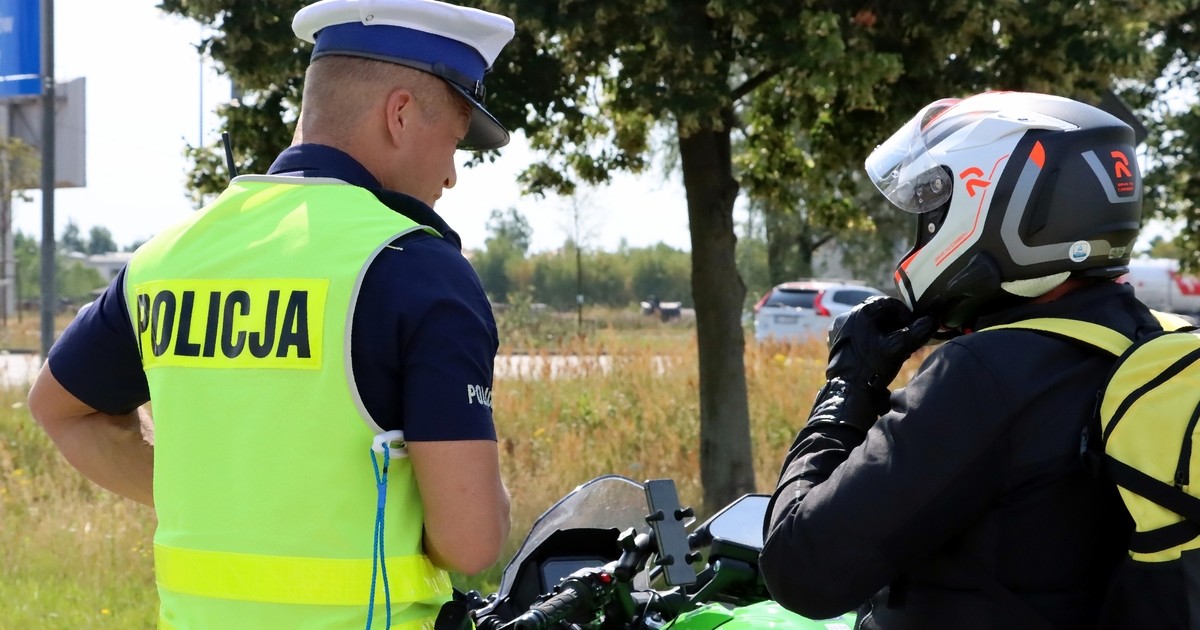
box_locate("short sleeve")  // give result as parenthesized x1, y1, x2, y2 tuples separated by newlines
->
(350, 233, 498, 441)
(46, 267, 150, 415)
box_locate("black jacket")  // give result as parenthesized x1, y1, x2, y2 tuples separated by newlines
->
(761, 282, 1161, 629)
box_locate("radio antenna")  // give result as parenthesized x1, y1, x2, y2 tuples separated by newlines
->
(221, 131, 238, 179)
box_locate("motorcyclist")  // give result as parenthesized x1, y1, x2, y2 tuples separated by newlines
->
(760, 91, 1156, 628)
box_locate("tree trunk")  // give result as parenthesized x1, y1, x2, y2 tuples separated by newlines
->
(678, 123, 756, 513)
(794, 235, 816, 279)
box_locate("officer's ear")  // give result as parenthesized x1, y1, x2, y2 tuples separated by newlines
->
(384, 88, 417, 147)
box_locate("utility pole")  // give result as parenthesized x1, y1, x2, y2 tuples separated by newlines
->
(0, 106, 11, 327)
(575, 231, 583, 332)
(39, 0, 55, 359)
(571, 197, 584, 333)
(198, 38, 204, 147)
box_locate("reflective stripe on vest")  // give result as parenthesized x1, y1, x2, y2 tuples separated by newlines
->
(159, 618, 435, 630)
(155, 544, 452, 605)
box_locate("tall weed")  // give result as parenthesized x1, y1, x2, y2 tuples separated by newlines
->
(4, 323, 915, 627)
(0, 385, 157, 628)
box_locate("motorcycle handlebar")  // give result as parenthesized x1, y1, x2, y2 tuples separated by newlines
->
(502, 579, 590, 630)
(481, 540, 647, 630)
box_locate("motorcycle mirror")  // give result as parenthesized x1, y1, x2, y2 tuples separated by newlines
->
(690, 494, 771, 565)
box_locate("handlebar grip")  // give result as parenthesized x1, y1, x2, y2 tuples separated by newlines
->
(473, 614, 506, 630)
(504, 581, 588, 630)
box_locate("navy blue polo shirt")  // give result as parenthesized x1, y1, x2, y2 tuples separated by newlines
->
(48, 144, 498, 442)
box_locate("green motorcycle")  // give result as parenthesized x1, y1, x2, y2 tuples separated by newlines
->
(467, 475, 857, 630)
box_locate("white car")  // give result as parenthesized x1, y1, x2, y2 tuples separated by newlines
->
(753, 280, 885, 343)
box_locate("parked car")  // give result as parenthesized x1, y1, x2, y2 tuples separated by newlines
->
(640, 296, 684, 322)
(753, 280, 885, 343)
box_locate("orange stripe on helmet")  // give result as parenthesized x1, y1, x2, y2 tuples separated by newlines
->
(1030, 141, 1045, 169)
(934, 153, 1010, 267)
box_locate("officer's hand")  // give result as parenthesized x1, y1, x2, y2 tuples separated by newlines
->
(826, 296, 936, 389)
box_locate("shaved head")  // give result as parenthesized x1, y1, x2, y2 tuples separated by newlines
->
(299, 55, 468, 145)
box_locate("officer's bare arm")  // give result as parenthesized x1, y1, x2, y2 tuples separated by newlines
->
(27, 362, 154, 507)
(409, 440, 510, 575)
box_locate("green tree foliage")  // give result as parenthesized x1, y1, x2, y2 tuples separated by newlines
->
(157, 0, 307, 201)
(0, 137, 41, 309)
(474, 208, 533, 304)
(626, 243, 692, 306)
(1123, 2, 1200, 271)
(524, 244, 584, 309)
(473, 240, 692, 310)
(60, 220, 86, 254)
(1147, 234, 1186, 260)
(0, 136, 41, 198)
(14, 232, 105, 304)
(87, 226, 118, 255)
(738, 3, 1176, 289)
(735, 217, 772, 313)
(474, 0, 1184, 508)
(156, 0, 1194, 509)
(59, 221, 121, 255)
(13, 231, 34, 301)
(488, 207, 534, 254)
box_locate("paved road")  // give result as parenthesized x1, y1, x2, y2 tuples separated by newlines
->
(0, 353, 670, 389)
(493, 354, 675, 379)
(0, 353, 40, 389)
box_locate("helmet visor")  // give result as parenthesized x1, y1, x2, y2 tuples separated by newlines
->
(865, 98, 960, 214)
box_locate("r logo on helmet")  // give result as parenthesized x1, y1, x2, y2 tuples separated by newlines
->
(1111, 150, 1134, 193)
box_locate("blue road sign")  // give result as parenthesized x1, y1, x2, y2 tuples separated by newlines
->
(0, 0, 40, 99)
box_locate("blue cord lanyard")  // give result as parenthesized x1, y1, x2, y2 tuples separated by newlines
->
(364, 429, 408, 624)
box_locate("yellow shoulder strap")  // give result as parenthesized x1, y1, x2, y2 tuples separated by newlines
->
(982, 318, 1132, 357)
(1151, 310, 1194, 332)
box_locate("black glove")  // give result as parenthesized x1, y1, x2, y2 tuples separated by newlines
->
(805, 377, 886, 433)
(826, 296, 936, 389)
(802, 297, 935, 433)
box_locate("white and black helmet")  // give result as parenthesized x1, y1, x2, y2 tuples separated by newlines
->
(866, 91, 1143, 329)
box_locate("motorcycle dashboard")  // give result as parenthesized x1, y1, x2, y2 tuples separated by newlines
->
(503, 527, 633, 612)
(540, 556, 610, 591)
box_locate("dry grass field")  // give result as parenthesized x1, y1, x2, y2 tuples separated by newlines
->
(0, 310, 924, 627)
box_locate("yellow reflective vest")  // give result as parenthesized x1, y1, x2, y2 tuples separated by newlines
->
(125, 176, 452, 629)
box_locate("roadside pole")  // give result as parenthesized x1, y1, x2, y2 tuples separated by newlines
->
(39, 0, 54, 359)
(0, 102, 10, 327)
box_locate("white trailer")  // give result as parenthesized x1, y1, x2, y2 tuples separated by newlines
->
(1120, 257, 1200, 316)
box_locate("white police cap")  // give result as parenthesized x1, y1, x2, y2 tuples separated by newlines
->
(293, 0, 516, 150)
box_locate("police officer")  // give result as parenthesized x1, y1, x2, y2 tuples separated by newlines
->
(760, 92, 1157, 628)
(28, 0, 514, 627)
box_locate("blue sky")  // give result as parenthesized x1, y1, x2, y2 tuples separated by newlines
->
(10, 0, 695, 254)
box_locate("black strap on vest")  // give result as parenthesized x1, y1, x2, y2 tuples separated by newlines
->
(1102, 344, 1200, 444)
(1108, 456, 1200, 553)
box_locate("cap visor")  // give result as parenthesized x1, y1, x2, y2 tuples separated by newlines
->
(446, 82, 509, 151)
